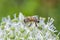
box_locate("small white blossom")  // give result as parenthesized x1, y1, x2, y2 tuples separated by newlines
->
(0, 12, 60, 40)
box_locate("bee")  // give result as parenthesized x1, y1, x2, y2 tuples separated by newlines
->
(24, 16, 39, 27)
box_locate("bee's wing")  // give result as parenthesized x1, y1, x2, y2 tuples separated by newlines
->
(32, 15, 38, 19)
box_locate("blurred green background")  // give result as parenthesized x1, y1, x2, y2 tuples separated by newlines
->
(0, 0, 60, 32)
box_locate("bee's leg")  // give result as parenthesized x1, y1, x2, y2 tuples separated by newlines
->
(29, 22, 32, 27)
(35, 22, 37, 27)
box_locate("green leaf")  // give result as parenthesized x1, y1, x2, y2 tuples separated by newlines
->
(12, 19, 18, 22)
(24, 32, 29, 39)
(10, 27, 15, 31)
(38, 26, 42, 30)
(20, 28, 25, 33)
(0, 25, 5, 30)
(9, 34, 15, 39)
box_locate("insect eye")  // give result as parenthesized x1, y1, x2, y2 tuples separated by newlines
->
(37, 21, 39, 23)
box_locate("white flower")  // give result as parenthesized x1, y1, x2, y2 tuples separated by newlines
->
(18, 12, 25, 21)
(0, 12, 60, 40)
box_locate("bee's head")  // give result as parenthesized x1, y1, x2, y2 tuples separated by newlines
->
(24, 18, 30, 23)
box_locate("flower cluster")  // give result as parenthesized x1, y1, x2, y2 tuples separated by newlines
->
(0, 12, 60, 40)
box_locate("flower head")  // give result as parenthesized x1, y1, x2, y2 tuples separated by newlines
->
(0, 12, 60, 40)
